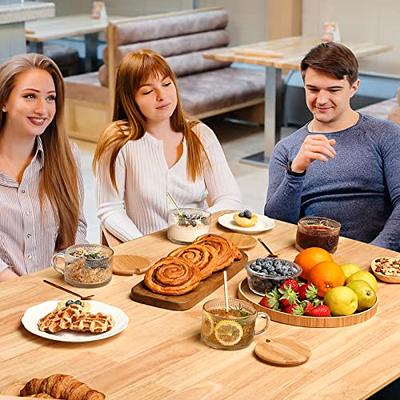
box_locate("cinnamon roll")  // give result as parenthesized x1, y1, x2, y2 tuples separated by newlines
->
(144, 256, 201, 295)
(168, 244, 217, 280)
(194, 234, 240, 272)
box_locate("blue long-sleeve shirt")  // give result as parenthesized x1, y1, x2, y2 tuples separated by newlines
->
(265, 114, 400, 251)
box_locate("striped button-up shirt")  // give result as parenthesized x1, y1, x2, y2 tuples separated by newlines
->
(0, 138, 87, 276)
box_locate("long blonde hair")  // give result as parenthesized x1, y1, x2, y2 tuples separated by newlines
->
(0, 53, 80, 250)
(93, 49, 209, 189)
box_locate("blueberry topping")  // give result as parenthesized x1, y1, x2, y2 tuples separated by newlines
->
(243, 209, 252, 218)
(65, 300, 74, 306)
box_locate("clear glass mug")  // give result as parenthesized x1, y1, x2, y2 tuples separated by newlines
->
(295, 216, 341, 253)
(52, 244, 113, 288)
(201, 298, 270, 350)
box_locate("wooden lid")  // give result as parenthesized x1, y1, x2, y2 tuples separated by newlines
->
(254, 337, 311, 366)
(220, 233, 257, 250)
(113, 255, 151, 276)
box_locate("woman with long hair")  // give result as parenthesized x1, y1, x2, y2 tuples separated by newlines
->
(93, 49, 241, 241)
(0, 53, 86, 281)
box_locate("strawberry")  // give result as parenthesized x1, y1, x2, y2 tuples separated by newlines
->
(278, 286, 298, 308)
(302, 300, 314, 316)
(308, 305, 331, 317)
(298, 282, 318, 301)
(283, 304, 304, 315)
(279, 279, 300, 292)
(259, 288, 280, 310)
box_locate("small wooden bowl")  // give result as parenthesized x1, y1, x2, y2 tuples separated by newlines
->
(370, 256, 400, 284)
(237, 278, 378, 328)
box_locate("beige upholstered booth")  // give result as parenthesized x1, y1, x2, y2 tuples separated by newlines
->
(64, 8, 265, 142)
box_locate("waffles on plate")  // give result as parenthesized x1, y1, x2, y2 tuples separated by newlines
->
(38, 303, 113, 334)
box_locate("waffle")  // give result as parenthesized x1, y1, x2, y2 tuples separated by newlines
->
(38, 304, 84, 333)
(37, 304, 114, 335)
(70, 312, 114, 333)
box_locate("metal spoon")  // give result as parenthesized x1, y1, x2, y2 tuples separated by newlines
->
(258, 239, 279, 258)
(43, 279, 95, 300)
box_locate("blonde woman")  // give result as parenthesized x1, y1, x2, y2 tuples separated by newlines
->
(0, 54, 86, 281)
(93, 49, 241, 242)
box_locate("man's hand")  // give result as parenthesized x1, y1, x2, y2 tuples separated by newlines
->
(291, 134, 336, 173)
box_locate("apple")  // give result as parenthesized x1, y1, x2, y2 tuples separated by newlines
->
(346, 280, 377, 311)
(340, 263, 361, 280)
(346, 270, 378, 292)
(324, 286, 358, 316)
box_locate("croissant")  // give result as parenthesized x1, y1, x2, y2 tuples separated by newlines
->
(20, 374, 105, 400)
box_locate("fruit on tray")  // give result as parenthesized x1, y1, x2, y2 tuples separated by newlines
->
(294, 247, 333, 279)
(324, 286, 358, 316)
(308, 261, 345, 297)
(345, 270, 378, 292)
(346, 280, 377, 311)
(233, 209, 258, 227)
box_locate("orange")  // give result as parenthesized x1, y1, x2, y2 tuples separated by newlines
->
(308, 261, 345, 297)
(294, 247, 333, 279)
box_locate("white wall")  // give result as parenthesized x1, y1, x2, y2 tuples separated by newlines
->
(303, 0, 400, 76)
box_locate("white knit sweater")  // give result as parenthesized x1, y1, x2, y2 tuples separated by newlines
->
(96, 123, 242, 241)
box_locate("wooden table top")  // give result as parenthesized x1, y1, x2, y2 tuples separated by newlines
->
(25, 14, 129, 42)
(1, 213, 400, 399)
(204, 36, 392, 70)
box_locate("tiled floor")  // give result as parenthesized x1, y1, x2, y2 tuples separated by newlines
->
(75, 117, 294, 243)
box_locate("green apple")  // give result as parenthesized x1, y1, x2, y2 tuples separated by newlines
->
(346, 280, 377, 311)
(346, 270, 378, 292)
(324, 286, 358, 316)
(340, 263, 361, 280)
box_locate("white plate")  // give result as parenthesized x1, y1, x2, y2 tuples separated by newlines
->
(21, 300, 129, 343)
(218, 212, 275, 234)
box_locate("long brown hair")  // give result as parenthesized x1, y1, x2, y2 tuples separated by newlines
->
(0, 53, 80, 249)
(93, 49, 209, 189)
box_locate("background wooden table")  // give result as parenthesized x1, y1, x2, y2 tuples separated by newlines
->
(25, 14, 129, 72)
(204, 36, 392, 166)
(1, 215, 399, 399)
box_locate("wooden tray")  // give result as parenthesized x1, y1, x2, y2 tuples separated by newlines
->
(238, 278, 378, 328)
(130, 253, 248, 311)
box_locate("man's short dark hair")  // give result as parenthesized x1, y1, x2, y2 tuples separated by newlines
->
(301, 42, 359, 85)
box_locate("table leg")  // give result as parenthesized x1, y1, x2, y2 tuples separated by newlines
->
(241, 66, 284, 166)
(84, 32, 98, 72)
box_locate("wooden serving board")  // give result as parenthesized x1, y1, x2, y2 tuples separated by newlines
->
(238, 278, 378, 328)
(130, 253, 248, 311)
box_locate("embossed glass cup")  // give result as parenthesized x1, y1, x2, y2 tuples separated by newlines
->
(296, 216, 341, 253)
(201, 298, 269, 350)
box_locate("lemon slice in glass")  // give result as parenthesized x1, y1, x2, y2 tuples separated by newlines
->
(214, 320, 243, 346)
(201, 313, 214, 337)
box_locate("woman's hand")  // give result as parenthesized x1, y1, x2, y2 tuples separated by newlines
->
(0, 267, 19, 282)
(291, 134, 336, 173)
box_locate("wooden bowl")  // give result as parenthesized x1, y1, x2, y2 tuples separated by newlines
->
(370, 256, 400, 284)
(237, 278, 378, 328)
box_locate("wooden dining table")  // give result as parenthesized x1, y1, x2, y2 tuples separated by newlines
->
(1, 212, 400, 399)
(204, 36, 392, 166)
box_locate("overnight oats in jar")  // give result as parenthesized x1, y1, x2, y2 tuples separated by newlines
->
(295, 216, 341, 253)
(167, 208, 210, 244)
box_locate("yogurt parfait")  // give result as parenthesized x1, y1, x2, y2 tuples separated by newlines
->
(167, 208, 210, 244)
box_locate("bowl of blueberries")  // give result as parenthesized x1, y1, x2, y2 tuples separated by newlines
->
(246, 257, 302, 296)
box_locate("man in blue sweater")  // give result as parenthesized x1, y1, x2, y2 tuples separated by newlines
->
(264, 42, 400, 251)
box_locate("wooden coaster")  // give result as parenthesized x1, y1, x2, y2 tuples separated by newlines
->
(221, 233, 257, 250)
(254, 337, 311, 366)
(113, 255, 151, 276)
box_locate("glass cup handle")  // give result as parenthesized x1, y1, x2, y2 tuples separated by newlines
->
(254, 312, 270, 335)
(52, 252, 66, 275)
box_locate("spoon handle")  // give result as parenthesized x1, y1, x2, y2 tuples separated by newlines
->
(43, 279, 93, 299)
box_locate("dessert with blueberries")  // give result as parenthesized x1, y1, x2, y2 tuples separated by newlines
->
(246, 257, 302, 296)
(233, 209, 258, 227)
